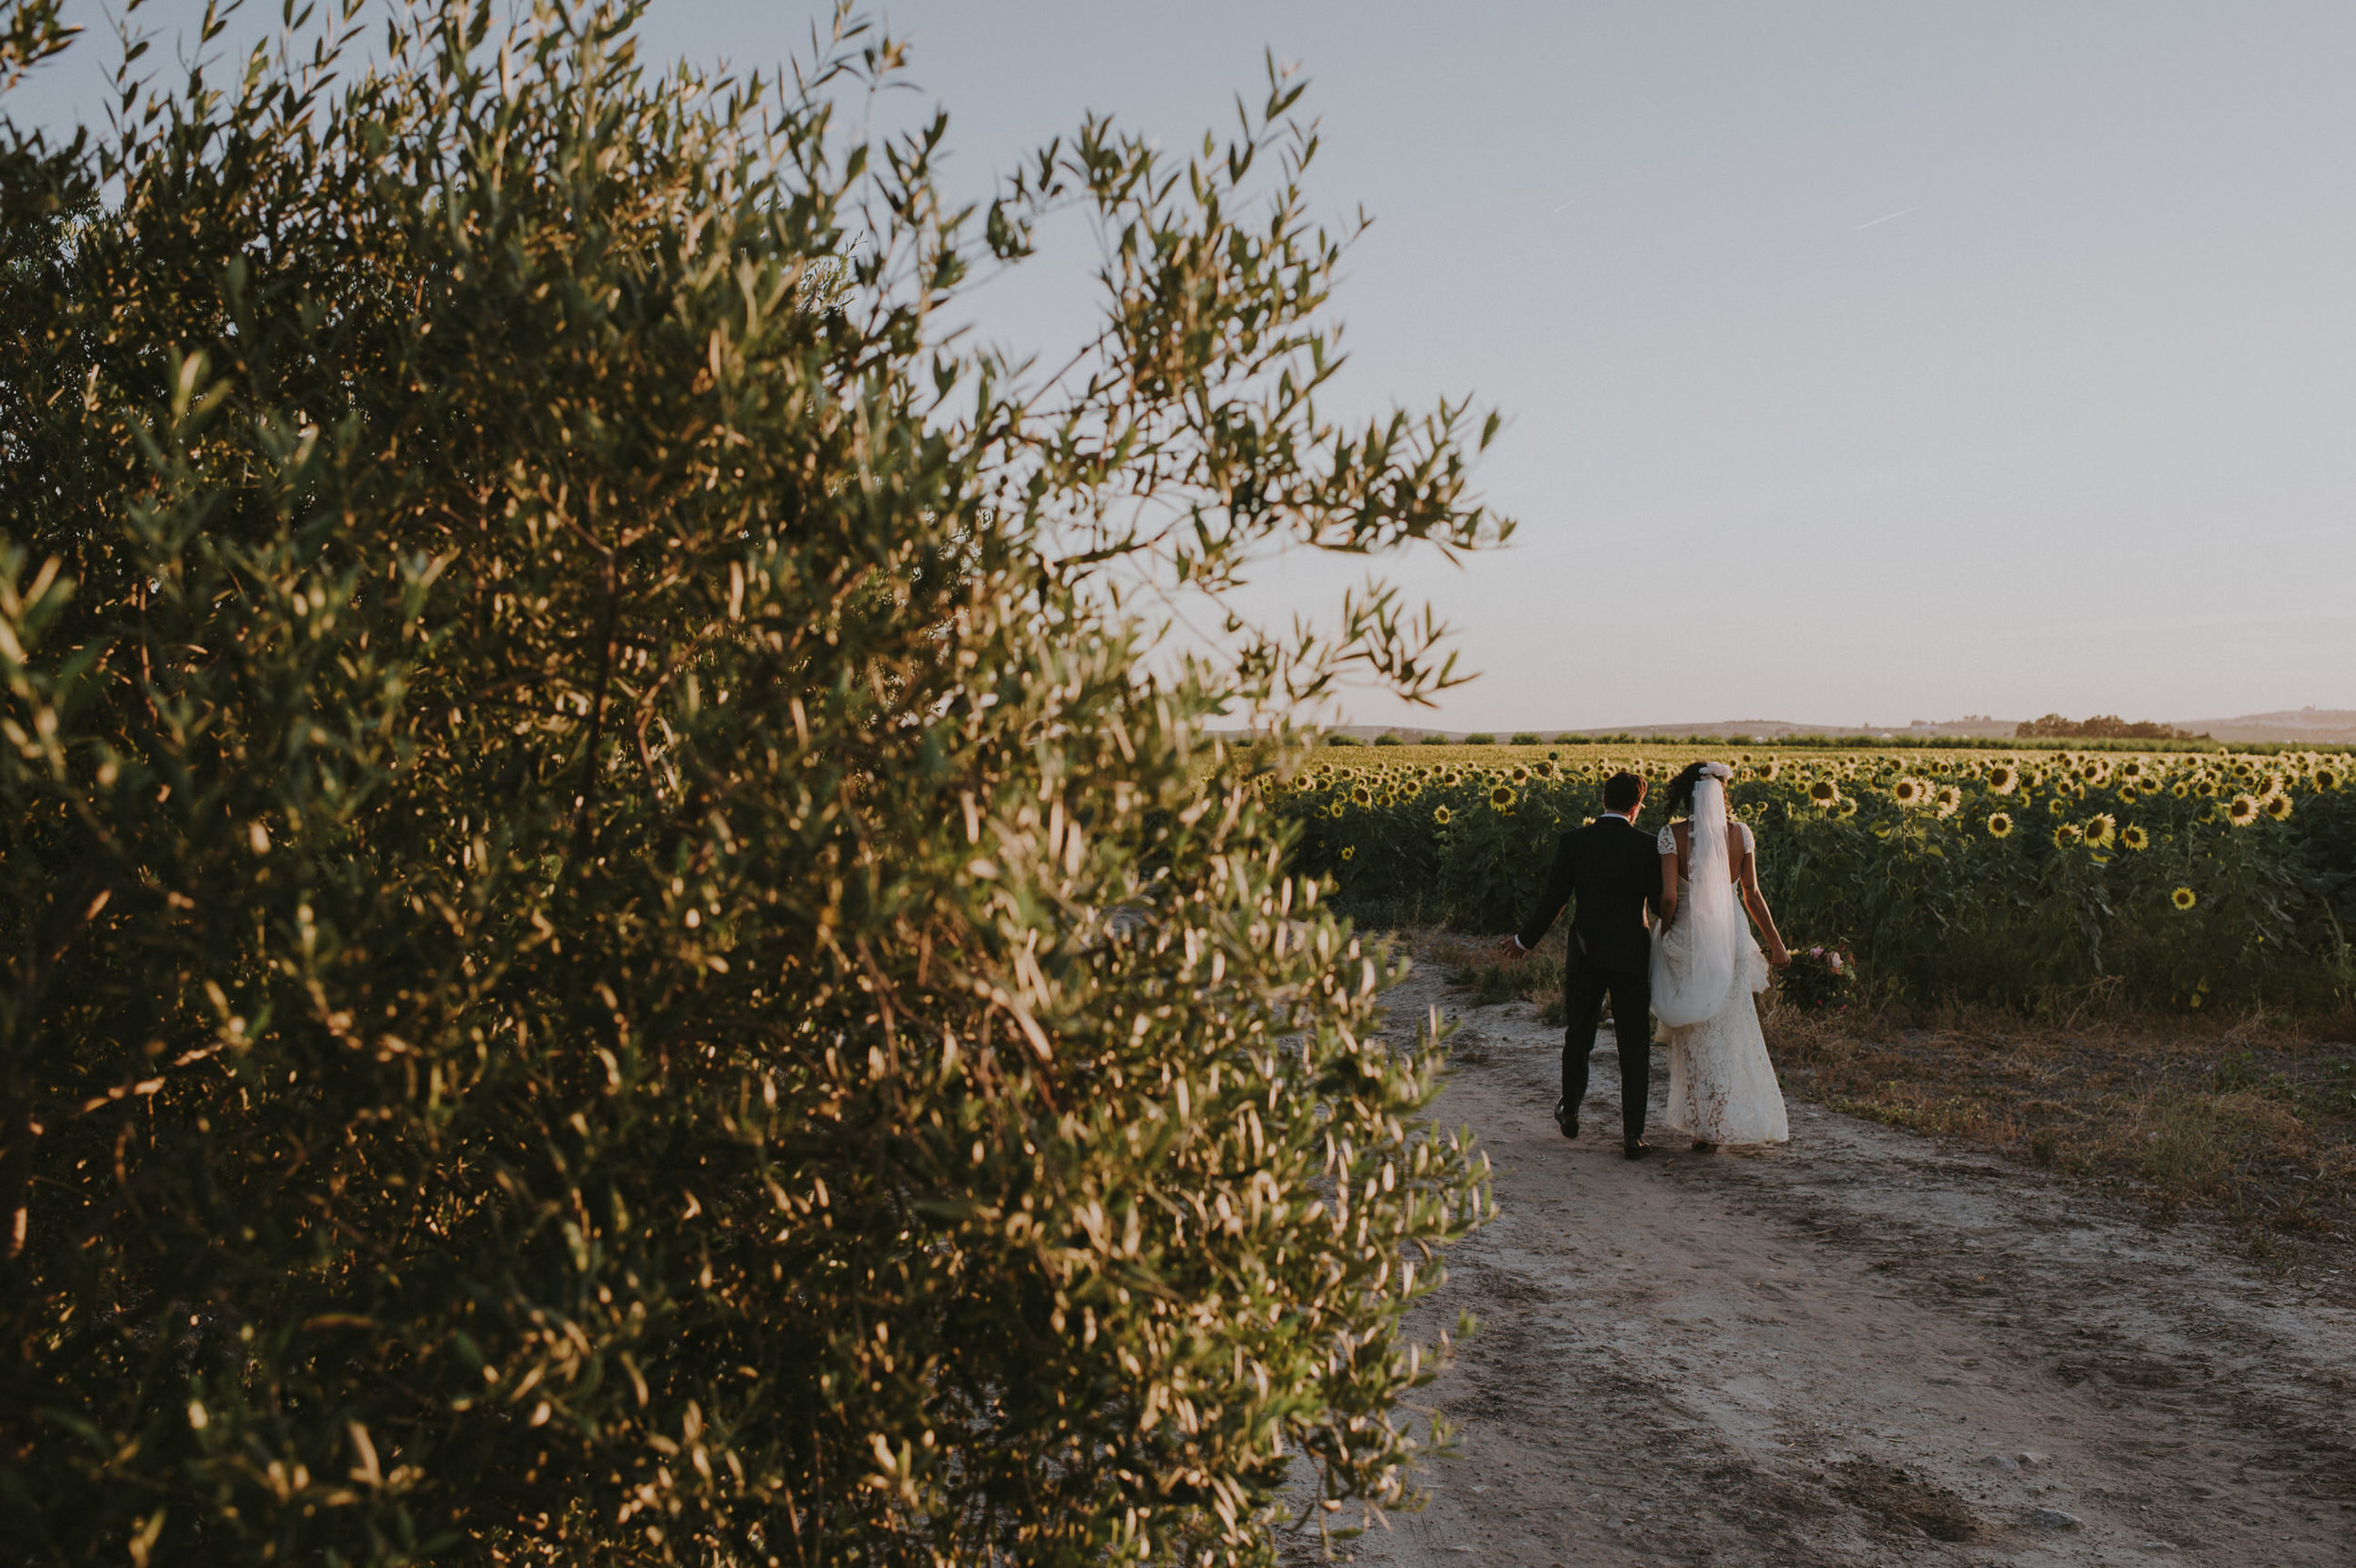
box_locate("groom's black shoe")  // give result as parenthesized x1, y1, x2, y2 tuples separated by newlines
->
(1553, 1098, 1579, 1139)
(1623, 1138, 1651, 1161)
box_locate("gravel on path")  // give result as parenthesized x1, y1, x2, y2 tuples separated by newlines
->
(1310, 964, 2356, 1568)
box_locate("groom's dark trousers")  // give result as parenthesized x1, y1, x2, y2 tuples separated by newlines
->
(1558, 948, 1653, 1143)
(1516, 813, 1661, 1142)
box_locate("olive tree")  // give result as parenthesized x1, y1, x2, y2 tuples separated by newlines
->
(0, 2, 1507, 1562)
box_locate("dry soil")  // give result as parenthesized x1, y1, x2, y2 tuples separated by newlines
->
(1314, 963, 2356, 1568)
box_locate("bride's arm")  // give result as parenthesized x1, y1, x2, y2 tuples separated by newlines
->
(1734, 840, 1791, 967)
(1657, 843, 1680, 931)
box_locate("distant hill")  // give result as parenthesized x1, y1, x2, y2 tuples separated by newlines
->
(1317, 718, 2015, 742)
(2174, 709, 2356, 744)
(1315, 720, 1942, 743)
(1302, 710, 2356, 746)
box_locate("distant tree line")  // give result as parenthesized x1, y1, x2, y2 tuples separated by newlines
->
(2016, 713, 2209, 741)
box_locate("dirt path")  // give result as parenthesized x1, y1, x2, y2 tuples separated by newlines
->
(1326, 966, 2356, 1568)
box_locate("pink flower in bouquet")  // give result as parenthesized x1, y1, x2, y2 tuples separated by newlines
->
(1827, 953, 1844, 974)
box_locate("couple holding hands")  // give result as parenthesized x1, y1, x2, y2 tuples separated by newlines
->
(1501, 761, 1792, 1160)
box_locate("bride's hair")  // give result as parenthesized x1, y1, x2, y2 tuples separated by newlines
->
(1664, 761, 1715, 820)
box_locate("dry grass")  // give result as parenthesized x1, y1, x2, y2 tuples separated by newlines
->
(1764, 997, 2356, 1255)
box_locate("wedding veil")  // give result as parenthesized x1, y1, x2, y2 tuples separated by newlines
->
(1649, 762, 1740, 1027)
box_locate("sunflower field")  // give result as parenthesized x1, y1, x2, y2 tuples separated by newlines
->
(1268, 745, 2356, 1012)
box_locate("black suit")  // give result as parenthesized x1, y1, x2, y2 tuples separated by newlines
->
(1516, 813, 1661, 1141)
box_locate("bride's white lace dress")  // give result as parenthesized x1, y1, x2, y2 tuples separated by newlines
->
(1649, 779, 1790, 1145)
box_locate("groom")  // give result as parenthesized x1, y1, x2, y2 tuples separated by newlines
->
(1498, 771, 1660, 1160)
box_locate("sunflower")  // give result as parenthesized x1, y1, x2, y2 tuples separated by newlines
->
(1837, 797, 1859, 818)
(2226, 792, 2260, 826)
(1432, 805, 1451, 825)
(2120, 760, 2147, 781)
(1760, 760, 1782, 781)
(2195, 778, 2217, 797)
(1328, 801, 1348, 819)
(2045, 795, 2068, 816)
(2053, 823, 2082, 847)
(2316, 766, 2342, 792)
(1987, 811, 2015, 839)
(1340, 845, 1356, 861)
(1891, 777, 1927, 808)
(1935, 785, 1962, 819)
(2117, 786, 2138, 804)
(1350, 783, 1372, 807)
(1987, 764, 2020, 794)
(2083, 813, 2117, 849)
(2171, 886, 2197, 911)
(1490, 783, 1515, 809)
(2171, 781, 2189, 798)
(1399, 778, 1421, 799)
(1808, 779, 1840, 808)
(2119, 824, 2150, 852)
(2263, 793, 2292, 821)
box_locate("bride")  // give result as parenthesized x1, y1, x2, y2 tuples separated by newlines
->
(1651, 761, 1793, 1151)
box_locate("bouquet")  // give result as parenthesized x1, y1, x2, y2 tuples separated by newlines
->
(1777, 943, 1858, 1013)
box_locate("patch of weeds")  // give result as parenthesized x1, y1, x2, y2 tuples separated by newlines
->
(2304, 1054, 2356, 1119)
(1452, 961, 1535, 1007)
(2213, 1049, 2260, 1089)
(2215, 1049, 2299, 1102)
(1426, 930, 1563, 1014)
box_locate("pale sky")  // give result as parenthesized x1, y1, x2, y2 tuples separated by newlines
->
(13, 3, 2356, 729)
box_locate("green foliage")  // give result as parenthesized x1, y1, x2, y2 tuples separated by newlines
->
(1268, 749, 2356, 1012)
(0, 0, 74, 90)
(2017, 712, 2204, 741)
(1372, 732, 1401, 746)
(1459, 733, 1494, 746)
(0, 4, 1505, 1562)
(1507, 733, 1540, 747)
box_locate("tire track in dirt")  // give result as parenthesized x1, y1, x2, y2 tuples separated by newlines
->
(1313, 968, 2356, 1568)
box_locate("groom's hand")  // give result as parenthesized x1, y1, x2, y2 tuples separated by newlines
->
(1495, 936, 1526, 963)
